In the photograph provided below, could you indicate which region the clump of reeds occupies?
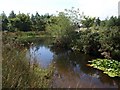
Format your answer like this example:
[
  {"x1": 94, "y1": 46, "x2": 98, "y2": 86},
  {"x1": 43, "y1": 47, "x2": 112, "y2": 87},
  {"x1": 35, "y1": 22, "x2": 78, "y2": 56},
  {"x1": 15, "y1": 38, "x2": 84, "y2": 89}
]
[{"x1": 2, "y1": 33, "x2": 54, "y2": 88}]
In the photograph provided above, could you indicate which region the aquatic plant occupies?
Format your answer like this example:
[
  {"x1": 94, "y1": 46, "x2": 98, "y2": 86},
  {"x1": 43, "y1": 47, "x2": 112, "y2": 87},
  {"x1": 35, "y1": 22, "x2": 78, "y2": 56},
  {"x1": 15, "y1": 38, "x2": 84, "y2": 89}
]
[{"x1": 88, "y1": 59, "x2": 120, "y2": 77}]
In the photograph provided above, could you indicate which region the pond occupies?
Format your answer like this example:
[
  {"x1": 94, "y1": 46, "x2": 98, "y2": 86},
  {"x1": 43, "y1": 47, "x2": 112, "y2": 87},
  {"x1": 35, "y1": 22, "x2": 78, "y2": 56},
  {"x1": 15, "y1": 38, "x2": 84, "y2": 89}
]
[
  {"x1": 26, "y1": 38, "x2": 120, "y2": 88},
  {"x1": 26, "y1": 45, "x2": 54, "y2": 68}
]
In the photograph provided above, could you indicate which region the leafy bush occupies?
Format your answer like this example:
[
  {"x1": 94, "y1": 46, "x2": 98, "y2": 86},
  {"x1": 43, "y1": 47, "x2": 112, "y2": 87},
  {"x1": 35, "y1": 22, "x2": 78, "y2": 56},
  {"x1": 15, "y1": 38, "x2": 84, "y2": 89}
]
[
  {"x1": 99, "y1": 26, "x2": 120, "y2": 60},
  {"x1": 71, "y1": 29, "x2": 101, "y2": 55}
]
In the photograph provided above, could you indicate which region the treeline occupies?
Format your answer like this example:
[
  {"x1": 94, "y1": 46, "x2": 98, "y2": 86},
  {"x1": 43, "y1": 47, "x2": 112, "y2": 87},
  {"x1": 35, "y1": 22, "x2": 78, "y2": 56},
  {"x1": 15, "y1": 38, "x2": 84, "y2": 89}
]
[
  {"x1": 1, "y1": 8, "x2": 120, "y2": 60},
  {"x1": 1, "y1": 11, "x2": 52, "y2": 32},
  {"x1": 1, "y1": 10, "x2": 120, "y2": 32}
]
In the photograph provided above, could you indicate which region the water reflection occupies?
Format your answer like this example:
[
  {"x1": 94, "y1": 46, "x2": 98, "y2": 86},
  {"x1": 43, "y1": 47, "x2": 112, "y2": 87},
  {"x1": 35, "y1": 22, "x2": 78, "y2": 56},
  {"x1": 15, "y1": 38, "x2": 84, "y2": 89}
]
[
  {"x1": 26, "y1": 45, "x2": 53, "y2": 68},
  {"x1": 26, "y1": 38, "x2": 120, "y2": 88},
  {"x1": 51, "y1": 49, "x2": 120, "y2": 88}
]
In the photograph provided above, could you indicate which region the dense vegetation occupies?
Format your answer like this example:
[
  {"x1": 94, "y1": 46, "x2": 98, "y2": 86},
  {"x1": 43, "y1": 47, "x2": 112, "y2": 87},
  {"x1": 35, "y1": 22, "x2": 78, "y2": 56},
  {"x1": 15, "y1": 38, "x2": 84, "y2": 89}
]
[
  {"x1": 2, "y1": 32, "x2": 54, "y2": 88},
  {"x1": 1, "y1": 7, "x2": 120, "y2": 88},
  {"x1": 1, "y1": 9, "x2": 120, "y2": 60},
  {"x1": 88, "y1": 59, "x2": 120, "y2": 77}
]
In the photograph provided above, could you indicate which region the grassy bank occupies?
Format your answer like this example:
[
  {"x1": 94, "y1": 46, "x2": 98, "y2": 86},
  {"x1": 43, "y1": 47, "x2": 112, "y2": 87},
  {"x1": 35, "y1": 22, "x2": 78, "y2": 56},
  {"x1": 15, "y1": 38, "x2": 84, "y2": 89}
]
[{"x1": 2, "y1": 31, "x2": 54, "y2": 88}]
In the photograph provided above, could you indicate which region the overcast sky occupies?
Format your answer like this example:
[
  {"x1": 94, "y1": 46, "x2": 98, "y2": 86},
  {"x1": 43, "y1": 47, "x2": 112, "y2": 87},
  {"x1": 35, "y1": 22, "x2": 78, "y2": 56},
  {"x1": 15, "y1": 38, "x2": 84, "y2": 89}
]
[{"x1": 0, "y1": 0, "x2": 119, "y2": 19}]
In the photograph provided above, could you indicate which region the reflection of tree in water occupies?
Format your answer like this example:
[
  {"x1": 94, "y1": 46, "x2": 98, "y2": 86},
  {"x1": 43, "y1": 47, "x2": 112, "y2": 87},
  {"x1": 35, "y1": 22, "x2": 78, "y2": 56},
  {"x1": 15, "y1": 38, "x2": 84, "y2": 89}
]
[
  {"x1": 53, "y1": 51, "x2": 72, "y2": 74},
  {"x1": 50, "y1": 46, "x2": 68, "y2": 55},
  {"x1": 51, "y1": 48, "x2": 96, "y2": 74},
  {"x1": 24, "y1": 37, "x2": 120, "y2": 88},
  {"x1": 22, "y1": 37, "x2": 54, "y2": 49},
  {"x1": 24, "y1": 37, "x2": 54, "y2": 55},
  {"x1": 51, "y1": 48, "x2": 120, "y2": 87}
]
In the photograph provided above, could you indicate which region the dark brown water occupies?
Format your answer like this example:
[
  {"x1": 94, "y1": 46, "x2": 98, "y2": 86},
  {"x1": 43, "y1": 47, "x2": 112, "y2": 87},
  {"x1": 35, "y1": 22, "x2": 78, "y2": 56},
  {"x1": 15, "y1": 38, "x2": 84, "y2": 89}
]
[
  {"x1": 26, "y1": 39, "x2": 120, "y2": 88},
  {"x1": 51, "y1": 51, "x2": 120, "y2": 88}
]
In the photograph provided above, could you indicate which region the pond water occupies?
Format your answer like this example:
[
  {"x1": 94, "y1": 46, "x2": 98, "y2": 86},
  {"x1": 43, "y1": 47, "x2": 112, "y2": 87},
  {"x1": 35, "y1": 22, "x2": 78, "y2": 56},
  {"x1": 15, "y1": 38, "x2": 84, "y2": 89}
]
[
  {"x1": 26, "y1": 38, "x2": 120, "y2": 88},
  {"x1": 26, "y1": 45, "x2": 54, "y2": 68}
]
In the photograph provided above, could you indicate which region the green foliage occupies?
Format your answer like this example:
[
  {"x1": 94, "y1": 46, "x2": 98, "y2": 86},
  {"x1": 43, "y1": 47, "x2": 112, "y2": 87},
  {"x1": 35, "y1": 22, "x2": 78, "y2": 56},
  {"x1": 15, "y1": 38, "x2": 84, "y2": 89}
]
[
  {"x1": 100, "y1": 16, "x2": 120, "y2": 28},
  {"x1": 31, "y1": 12, "x2": 51, "y2": 31},
  {"x1": 106, "y1": 16, "x2": 118, "y2": 27},
  {"x1": 88, "y1": 59, "x2": 120, "y2": 77},
  {"x1": 1, "y1": 10, "x2": 120, "y2": 60},
  {"x1": 71, "y1": 25, "x2": 120, "y2": 60},
  {"x1": 2, "y1": 34, "x2": 54, "y2": 88},
  {"x1": 95, "y1": 17, "x2": 101, "y2": 26},
  {"x1": 2, "y1": 11, "x2": 52, "y2": 32},
  {"x1": 7, "y1": 13, "x2": 32, "y2": 32},
  {"x1": 8, "y1": 11, "x2": 16, "y2": 19},
  {"x1": 15, "y1": 13, "x2": 31, "y2": 31},
  {"x1": 99, "y1": 27, "x2": 120, "y2": 59},
  {"x1": 64, "y1": 7, "x2": 82, "y2": 27},
  {"x1": 71, "y1": 29, "x2": 101, "y2": 55},
  {"x1": 81, "y1": 16, "x2": 95, "y2": 28},
  {"x1": 46, "y1": 12, "x2": 73, "y2": 37},
  {"x1": 1, "y1": 11, "x2": 8, "y2": 31},
  {"x1": 2, "y1": 9, "x2": 120, "y2": 88},
  {"x1": 46, "y1": 12, "x2": 76, "y2": 48}
]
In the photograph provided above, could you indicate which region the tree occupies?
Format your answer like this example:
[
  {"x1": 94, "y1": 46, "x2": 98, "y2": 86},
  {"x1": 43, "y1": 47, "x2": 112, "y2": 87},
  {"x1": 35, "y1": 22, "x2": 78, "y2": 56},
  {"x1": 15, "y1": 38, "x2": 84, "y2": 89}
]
[
  {"x1": 81, "y1": 16, "x2": 95, "y2": 29},
  {"x1": 116, "y1": 16, "x2": 120, "y2": 26},
  {"x1": 64, "y1": 7, "x2": 83, "y2": 28},
  {"x1": 8, "y1": 11, "x2": 17, "y2": 32},
  {"x1": 31, "y1": 14, "x2": 36, "y2": 31},
  {"x1": 1, "y1": 11, "x2": 8, "y2": 31},
  {"x1": 8, "y1": 11, "x2": 16, "y2": 19},
  {"x1": 46, "y1": 12, "x2": 73, "y2": 37},
  {"x1": 95, "y1": 17, "x2": 101, "y2": 26},
  {"x1": 15, "y1": 13, "x2": 31, "y2": 31},
  {"x1": 31, "y1": 12, "x2": 48, "y2": 31},
  {"x1": 46, "y1": 12, "x2": 76, "y2": 48},
  {"x1": 106, "y1": 16, "x2": 117, "y2": 27}
]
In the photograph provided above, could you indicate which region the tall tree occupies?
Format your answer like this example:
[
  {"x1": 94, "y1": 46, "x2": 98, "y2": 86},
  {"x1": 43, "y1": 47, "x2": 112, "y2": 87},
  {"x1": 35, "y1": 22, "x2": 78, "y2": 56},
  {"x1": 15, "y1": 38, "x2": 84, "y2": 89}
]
[
  {"x1": 8, "y1": 11, "x2": 16, "y2": 19},
  {"x1": 31, "y1": 14, "x2": 36, "y2": 31},
  {"x1": 106, "y1": 16, "x2": 117, "y2": 27},
  {"x1": 64, "y1": 7, "x2": 83, "y2": 28},
  {"x1": 95, "y1": 17, "x2": 101, "y2": 26},
  {"x1": 81, "y1": 16, "x2": 95, "y2": 29},
  {"x1": 46, "y1": 12, "x2": 73, "y2": 38},
  {"x1": 116, "y1": 16, "x2": 120, "y2": 26},
  {"x1": 32, "y1": 12, "x2": 48, "y2": 31},
  {"x1": 15, "y1": 13, "x2": 31, "y2": 31},
  {"x1": 7, "y1": 11, "x2": 17, "y2": 32},
  {"x1": 1, "y1": 11, "x2": 8, "y2": 31}
]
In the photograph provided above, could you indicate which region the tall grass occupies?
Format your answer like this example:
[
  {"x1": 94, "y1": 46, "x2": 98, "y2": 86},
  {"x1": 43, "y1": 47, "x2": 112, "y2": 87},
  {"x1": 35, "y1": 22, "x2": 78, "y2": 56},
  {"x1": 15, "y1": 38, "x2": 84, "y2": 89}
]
[
  {"x1": 2, "y1": 32, "x2": 54, "y2": 88},
  {"x1": 0, "y1": 31, "x2": 2, "y2": 90}
]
